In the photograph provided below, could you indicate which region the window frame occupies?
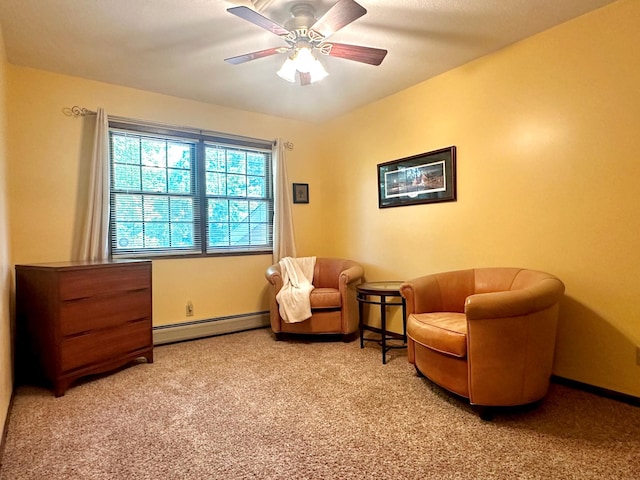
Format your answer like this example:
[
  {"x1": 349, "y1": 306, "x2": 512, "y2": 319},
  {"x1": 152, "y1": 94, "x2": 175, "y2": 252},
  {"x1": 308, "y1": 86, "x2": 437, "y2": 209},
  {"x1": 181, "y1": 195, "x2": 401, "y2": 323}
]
[{"x1": 108, "y1": 121, "x2": 274, "y2": 259}]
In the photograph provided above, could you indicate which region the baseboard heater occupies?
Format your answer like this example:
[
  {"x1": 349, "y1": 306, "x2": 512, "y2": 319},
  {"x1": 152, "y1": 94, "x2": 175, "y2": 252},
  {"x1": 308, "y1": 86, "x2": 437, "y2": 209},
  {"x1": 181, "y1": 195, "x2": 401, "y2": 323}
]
[{"x1": 153, "y1": 311, "x2": 270, "y2": 345}]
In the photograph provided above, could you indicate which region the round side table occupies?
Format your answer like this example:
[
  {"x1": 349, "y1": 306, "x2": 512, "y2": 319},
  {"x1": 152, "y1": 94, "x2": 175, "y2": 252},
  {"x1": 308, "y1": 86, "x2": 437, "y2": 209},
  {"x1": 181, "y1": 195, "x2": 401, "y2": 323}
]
[{"x1": 356, "y1": 281, "x2": 407, "y2": 364}]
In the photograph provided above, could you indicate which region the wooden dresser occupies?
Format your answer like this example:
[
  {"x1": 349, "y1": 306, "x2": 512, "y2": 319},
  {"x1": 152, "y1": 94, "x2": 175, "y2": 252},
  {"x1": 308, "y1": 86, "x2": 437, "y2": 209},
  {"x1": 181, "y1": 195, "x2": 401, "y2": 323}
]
[{"x1": 16, "y1": 260, "x2": 153, "y2": 396}]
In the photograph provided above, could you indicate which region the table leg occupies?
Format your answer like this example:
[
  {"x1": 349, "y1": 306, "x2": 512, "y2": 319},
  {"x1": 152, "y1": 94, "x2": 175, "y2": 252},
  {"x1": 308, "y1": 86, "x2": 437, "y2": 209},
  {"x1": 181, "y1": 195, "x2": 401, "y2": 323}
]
[
  {"x1": 381, "y1": 295, "x2": 387, "y2": 364},
  {"x1": 358, "y1": 293, "x2": 364, "y2": 349},
  {"x1": 401, "y1": 297, "x2": 407, "y2": 344}
]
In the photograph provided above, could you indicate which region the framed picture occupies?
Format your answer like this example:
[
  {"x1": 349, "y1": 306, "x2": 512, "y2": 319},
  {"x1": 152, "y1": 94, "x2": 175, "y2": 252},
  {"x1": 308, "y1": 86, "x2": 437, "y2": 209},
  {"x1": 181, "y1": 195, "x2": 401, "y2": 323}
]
[
  {"x1": 292, "y1": 183, "x2": 309, "y2": 204},
  {"x1": 377, "y1": 146, "x2": 456, "y2": 208}
]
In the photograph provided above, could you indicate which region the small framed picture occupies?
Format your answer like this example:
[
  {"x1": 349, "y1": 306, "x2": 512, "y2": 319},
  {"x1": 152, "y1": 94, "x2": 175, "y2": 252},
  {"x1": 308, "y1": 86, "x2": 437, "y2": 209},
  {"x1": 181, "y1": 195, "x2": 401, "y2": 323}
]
[{"x1": 293, "y1": 183, "x2": 309, "y2": 204}]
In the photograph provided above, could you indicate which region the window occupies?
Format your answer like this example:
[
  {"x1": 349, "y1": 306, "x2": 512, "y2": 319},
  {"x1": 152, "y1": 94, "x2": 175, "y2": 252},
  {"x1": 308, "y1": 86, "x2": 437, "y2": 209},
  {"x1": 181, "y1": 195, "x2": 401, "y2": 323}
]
[{"x1": 109, "y1": 123, "x2": 273, "y2": 257}]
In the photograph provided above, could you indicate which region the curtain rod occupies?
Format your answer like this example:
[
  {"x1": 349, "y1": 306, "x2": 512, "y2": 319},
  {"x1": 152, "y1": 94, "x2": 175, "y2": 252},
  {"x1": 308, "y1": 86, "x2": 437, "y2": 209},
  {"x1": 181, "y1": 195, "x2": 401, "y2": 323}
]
[
  {"x1": 62, "y1": 105, "x2": 294, "y2": 150},
  {"x1": 63, "y1": 106, "x2": 95, "y2": 117}
]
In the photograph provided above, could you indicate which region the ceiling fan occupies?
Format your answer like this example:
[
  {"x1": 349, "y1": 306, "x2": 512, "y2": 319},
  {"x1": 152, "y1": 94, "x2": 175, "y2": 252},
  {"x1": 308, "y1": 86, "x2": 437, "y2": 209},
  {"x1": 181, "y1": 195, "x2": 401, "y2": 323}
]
[{"x1": 224, "y1": 0, "x2": 388, "y2": 86}]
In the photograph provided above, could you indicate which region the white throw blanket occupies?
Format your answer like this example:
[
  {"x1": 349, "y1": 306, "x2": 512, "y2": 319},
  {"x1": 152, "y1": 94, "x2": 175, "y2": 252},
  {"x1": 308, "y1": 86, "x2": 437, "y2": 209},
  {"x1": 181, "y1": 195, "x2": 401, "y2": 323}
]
[{"x1": 276, "y1": 256, "x2": 316, "y2": 323}]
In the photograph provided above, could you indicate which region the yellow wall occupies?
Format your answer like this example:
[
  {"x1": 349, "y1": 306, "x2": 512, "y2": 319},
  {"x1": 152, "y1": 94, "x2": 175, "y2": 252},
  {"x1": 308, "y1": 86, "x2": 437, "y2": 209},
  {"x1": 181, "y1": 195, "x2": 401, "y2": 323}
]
[
  {"x1": 0, "y1": 24, "x2": 12, "y2": 437},
  {"x1": 322, "y1": 0, "x2": 640, "y2": 396},
  {"x1": 5, "y1": 67, "x2": 327, "y2": 326},
  {"x1": 2, "y1": 1, "x2": 639, "y2": 417}
]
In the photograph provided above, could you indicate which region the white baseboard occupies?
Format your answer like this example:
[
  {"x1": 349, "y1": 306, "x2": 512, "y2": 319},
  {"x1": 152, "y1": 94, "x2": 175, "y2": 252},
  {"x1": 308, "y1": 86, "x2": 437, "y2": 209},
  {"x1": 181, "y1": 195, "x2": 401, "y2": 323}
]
[{"x1": 153, "y1": 311, "x2": 270, "y2": 345}]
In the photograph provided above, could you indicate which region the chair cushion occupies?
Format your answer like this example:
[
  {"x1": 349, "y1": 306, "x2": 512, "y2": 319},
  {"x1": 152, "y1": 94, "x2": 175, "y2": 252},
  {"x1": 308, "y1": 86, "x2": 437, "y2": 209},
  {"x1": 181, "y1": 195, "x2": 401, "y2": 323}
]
[
  {"x1": 407, "y1": 312, "x2": 467, "y2": 358},
  {"x1": 310, "y1": 288, "x2": 341, "y2": 309}
]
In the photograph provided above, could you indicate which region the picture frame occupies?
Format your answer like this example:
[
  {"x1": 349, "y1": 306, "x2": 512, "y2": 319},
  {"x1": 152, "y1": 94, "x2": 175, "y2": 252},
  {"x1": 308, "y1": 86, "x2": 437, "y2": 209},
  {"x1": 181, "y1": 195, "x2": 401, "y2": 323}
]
[
  {"x1": 377, "y1": 146, "x2": 456, "y2": 208},
  {"x1": 292, "y1": 183, "x2": 309, "y2": 204}
]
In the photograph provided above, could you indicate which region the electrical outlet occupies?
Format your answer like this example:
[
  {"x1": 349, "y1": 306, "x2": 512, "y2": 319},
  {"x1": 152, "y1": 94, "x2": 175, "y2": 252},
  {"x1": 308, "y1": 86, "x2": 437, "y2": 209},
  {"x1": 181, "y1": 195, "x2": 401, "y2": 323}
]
[{"x1": 186, "y1": 301, "x2": 194, "y2": 317}]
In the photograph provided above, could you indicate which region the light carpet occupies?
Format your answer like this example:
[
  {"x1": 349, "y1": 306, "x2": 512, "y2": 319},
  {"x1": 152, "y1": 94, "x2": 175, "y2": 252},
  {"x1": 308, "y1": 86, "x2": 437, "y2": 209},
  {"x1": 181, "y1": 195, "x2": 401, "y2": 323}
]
[{"x1": 1, "y1": 327, "x2": 638, "y2": 479}]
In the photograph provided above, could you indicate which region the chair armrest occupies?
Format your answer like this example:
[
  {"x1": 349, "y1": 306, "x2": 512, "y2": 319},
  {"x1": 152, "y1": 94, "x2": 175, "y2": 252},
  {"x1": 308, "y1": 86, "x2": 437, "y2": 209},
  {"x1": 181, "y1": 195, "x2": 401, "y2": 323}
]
[
  {"x1": 337, "y1": 262, "x2": 364, "y2": 335},
  {"x1": 465, "y1": 277, "x2": 564, "y2": 406},
  {"x1": 400, "y1": 275, "x2": 444, "y2": 316},
  {"x1": 465, "y1": 278, "x2": 565, "y2": 320},
  {"x1": 265, "y1": 264, "x2": 284, "y2": 291},
  {"x1": 339, "y1": 264, "x2": 364, "y2": 286}
]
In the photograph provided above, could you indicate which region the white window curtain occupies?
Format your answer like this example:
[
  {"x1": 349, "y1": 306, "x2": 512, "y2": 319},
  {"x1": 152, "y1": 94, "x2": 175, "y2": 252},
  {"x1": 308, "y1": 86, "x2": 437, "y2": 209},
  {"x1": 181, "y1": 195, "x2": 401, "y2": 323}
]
[
  {"x1": 272, "y1": 139, "x2": 296, "y2": 263},
  {"x1": 77, "y1": 107, "x2": 110, "y2": 261}
]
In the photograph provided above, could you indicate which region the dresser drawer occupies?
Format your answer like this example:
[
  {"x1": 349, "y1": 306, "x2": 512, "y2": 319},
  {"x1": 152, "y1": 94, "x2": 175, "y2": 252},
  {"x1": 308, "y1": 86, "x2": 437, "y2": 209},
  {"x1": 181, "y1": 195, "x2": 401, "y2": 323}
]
[
  {"x1": 60, "y1": 319, "x2": 151, "y2": 372},
  {"x1": 17, "y1": 260, "x2": 153, "y2": 396},
  {"x1": 58, "y1": 264, "x2": 150, "y2": 301},
  {"x1": 60, "y1": 289, "x2": 151, "y2": 336}
]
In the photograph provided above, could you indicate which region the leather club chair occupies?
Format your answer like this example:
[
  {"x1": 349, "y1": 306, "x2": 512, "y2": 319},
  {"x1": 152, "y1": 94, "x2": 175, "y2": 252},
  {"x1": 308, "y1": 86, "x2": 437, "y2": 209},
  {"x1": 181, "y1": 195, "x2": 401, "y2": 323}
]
[
  {"x1": 399, "y1": 268, "x2": 565, "y2": 419},
  {"x1": 265, "y1": 257, "x2": 364, "y2": 340}
]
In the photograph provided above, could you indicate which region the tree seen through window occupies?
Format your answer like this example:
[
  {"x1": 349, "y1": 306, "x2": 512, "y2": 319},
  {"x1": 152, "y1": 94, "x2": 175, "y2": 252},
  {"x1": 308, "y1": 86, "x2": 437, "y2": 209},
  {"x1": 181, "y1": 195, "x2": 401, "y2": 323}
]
[{"x1": 109, "y1": 127, "x2": 272, "y2": 256}]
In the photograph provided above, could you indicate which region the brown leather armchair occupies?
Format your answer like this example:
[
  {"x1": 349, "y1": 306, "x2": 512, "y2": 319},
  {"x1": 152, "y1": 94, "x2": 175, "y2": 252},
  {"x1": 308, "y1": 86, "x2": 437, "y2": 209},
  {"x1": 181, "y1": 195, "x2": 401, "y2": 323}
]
[
  {"x1": 265, "y1": 258, "x2": 364, "y2": 340},
  {"x1": 400, "y1": 268, "x2": 565, "y2": 418}
]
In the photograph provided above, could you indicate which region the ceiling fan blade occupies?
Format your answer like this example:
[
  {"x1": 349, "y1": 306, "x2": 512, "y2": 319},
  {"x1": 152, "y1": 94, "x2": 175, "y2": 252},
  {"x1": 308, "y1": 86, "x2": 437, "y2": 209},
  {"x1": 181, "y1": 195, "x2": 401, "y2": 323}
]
[
  {"x1": 310, "y1": 0, "x2": 366, "y2": 39},
  {"x1": 225, "y1": 1, "x2": 276, "y2": 12},
  {"x1": 321, "y1": 43, "x2": 387, "y2": 66},
  {"x1": 227, "y1": 6, "x2": 289, "y2": 36},
  {"x1": 224, "y1": 47, "x2": 287, "y2": 65},
  {"x1": 299, "y1": 72, "x2": 312, "y2": 86}
]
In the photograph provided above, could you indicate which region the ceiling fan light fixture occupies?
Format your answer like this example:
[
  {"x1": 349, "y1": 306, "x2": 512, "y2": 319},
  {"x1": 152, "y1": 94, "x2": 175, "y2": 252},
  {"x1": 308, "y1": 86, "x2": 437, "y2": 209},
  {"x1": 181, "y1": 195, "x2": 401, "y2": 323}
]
[
  {"x1": 226, "y1": 1, "x2": 386, "y2": 86},
  {"x1": 276, "y1": 57, "x2": 297, "y2": 83},
  {"x1": 308, "y1": 59, "x2": 329, "y2": 84},
  {"x1": 292, "y1": 46, "x2": 316, "y2": 73},
  {"x1": 277, "y1": 48, "x2": 329, "y2": 85}
]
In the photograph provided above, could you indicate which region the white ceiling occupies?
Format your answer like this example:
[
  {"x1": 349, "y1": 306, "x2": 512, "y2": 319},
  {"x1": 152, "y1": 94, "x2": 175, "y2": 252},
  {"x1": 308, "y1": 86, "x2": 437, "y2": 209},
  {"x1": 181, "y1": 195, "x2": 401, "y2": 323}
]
[{"x1": 0, "y1": 0, "x2": 617, "y2": 123}]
